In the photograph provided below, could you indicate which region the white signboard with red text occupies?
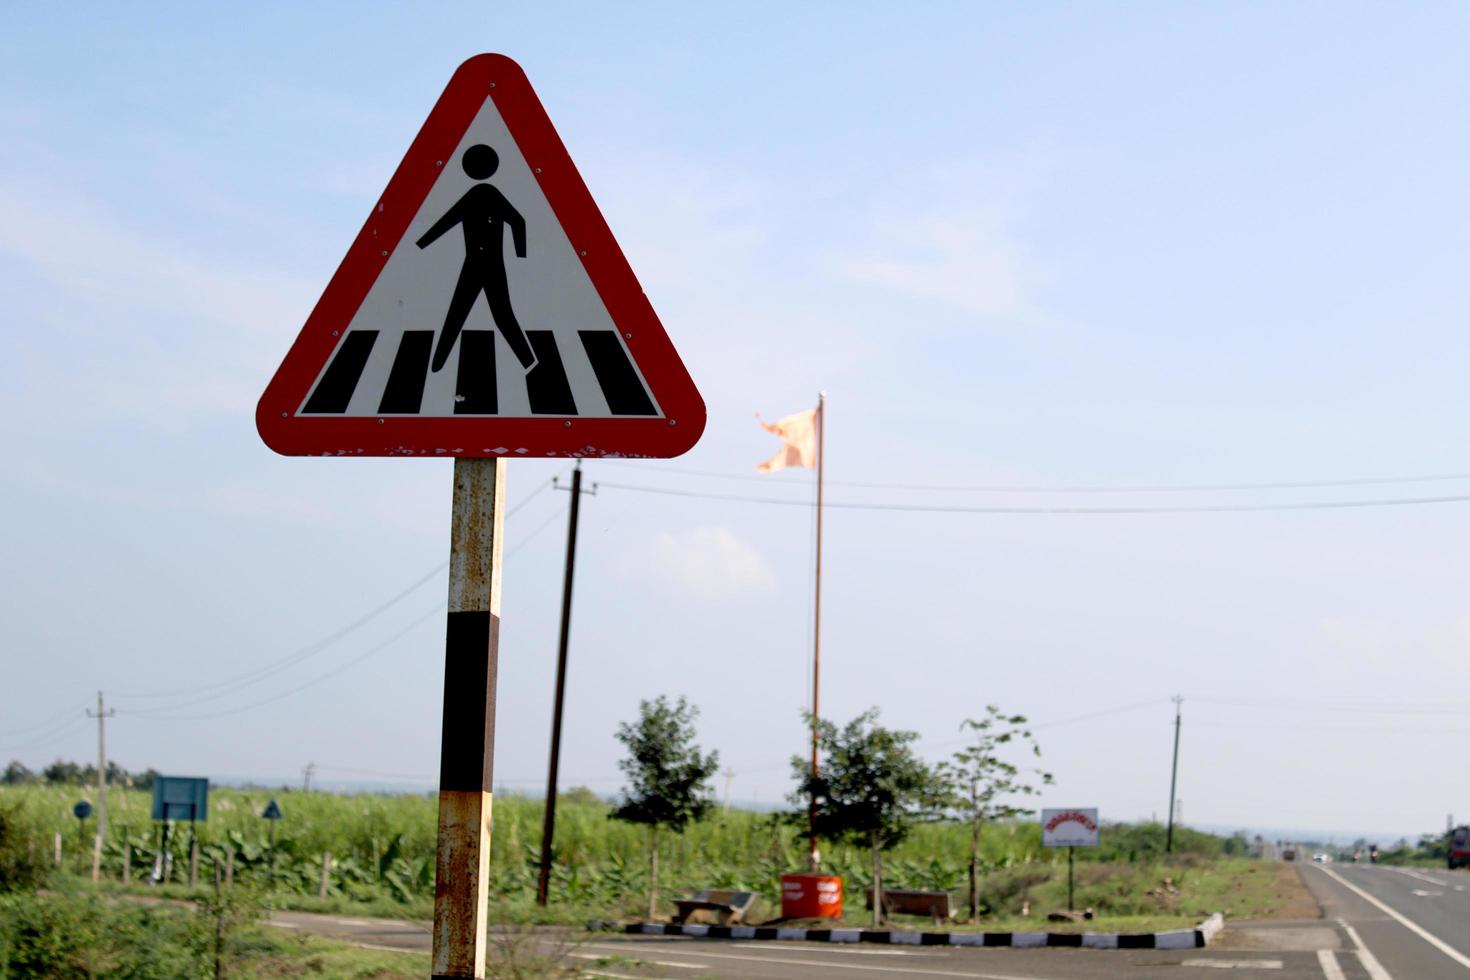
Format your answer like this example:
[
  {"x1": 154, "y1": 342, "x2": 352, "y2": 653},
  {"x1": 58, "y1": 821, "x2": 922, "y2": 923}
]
[{"x1": 1041, "y1": 808, "x2": 1100, "y2": 848}]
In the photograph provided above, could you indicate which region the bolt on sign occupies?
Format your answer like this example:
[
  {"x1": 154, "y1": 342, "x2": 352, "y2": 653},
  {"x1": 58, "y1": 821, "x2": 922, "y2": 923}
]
[
  {"x1": 256, "y1": 54, "x2": 704, "y2": 459},
  {"x1": 255, "y1": 54, "x2": 705, "y2": 980}
]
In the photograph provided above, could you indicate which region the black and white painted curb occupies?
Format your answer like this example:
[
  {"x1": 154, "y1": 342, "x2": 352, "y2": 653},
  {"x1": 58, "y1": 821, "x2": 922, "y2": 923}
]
[{"x1": 618, "y1": 912, "x2": 1225, "y2": 950}]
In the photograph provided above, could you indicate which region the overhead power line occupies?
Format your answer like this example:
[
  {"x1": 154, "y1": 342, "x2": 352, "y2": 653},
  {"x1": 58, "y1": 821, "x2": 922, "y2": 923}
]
[
  {"x1": 1188, "y1": 695, "x2": 1470, "y2": 716},
  {"x1": 596, "y1": 481, "x2": 1470, "y2": 515},
  {"x1": 0, "y1": 717, "x2": 91, "y2": 754},
  {"x1": 112, "y1": 477, "x2": 560, "y2": 709},
  {"x1": 125, "y1": 604, "x2": 443, "y2": 722},
  {"x1": 0, "y1": 699, "x2": 90, "y2": 738},
  {"x1": 114, "y1": 562, "x2": 447, "y2": 709},
  {"x1": 599, "y1": 461, "x2": 1470, "y2": 495}
]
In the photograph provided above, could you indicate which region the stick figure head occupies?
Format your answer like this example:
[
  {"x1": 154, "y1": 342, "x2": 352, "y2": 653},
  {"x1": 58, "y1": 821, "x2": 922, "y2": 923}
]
[{"x1": 462, "y1": 144, "x2": 500, "y2": 180}]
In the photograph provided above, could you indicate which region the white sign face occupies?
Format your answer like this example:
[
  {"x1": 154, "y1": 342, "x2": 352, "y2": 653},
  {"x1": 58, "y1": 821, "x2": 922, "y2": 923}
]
[
  {"x1": 305, "y1": 97, "x2": 653, "y2": 421},
  {"x1": 1041, "y1": 807, "x2": 1100, "y2": 847}
]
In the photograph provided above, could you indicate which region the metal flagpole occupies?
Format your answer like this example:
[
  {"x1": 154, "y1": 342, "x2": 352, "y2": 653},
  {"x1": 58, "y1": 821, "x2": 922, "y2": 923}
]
[
  {"x1": 809, "y1": 393, "x2": 825, "y2": 872},
  {"x1": 432, "y1": 458, "x2": 506, "y2": 978}
]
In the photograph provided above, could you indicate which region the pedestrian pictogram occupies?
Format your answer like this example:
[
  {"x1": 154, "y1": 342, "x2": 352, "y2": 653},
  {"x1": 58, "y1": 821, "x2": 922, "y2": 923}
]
[{"x1": 256, "y1": 53, "x2": 704, "y2": 458}]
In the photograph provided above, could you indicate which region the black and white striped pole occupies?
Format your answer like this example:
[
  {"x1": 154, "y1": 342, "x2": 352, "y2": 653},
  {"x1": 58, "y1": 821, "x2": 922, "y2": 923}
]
[{"x1": 431, "y1": 458, "x2": 505, "y2": 979}]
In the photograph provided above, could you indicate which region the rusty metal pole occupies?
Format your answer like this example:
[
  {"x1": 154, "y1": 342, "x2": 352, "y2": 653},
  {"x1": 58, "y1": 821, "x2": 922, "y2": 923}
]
[
  {"x1": 808, "y1": 393, "x2": 825, "y2": 872},
  {"x1": 432, "y1": 458, "x2": 506, "y2": 978},
  {"x1": 537, "y1": 463, "x2": 583, "y2": 905}
]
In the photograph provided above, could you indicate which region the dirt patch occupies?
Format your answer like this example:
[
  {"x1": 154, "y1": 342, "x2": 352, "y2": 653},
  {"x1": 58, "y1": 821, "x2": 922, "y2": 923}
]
[{"x1": 1274, "y1": 864, "x2": 1323, "y2": 919}]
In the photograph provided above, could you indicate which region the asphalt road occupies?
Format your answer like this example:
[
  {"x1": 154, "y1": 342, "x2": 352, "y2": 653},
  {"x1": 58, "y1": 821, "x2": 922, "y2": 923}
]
[
  {"x1": 269, "y1": 864, "x2": 1470, "y2": 978},
  {"x1": 1299, "y1": 861, "x2": 1470, "y2": 980}
]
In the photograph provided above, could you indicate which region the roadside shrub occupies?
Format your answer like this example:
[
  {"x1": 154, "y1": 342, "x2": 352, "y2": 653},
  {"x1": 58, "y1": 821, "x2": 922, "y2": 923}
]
[
  {"x1": 0, "y1": 801, "x2": 48, "y2": 893},
  {"x1": 0, "y1": 886, "x2": 273, "y2": 978}
]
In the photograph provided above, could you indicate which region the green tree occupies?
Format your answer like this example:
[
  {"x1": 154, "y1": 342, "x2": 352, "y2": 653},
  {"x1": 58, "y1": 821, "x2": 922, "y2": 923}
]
[
  {"x1": 934, "y1": 706, "x2": 1052, "y2": 920},
  {"x1": 1, "y1": 762, "x2": 37, "y2": 786},
  {"x1": 610, "y1": 696, "x2": 720, "y2": 918},
  {"x1": 789, "y1": 708, "x2": 939, "y2": 927},
  {"x1": 41, "y1": 760, "x2": 82, "y2": 786}
]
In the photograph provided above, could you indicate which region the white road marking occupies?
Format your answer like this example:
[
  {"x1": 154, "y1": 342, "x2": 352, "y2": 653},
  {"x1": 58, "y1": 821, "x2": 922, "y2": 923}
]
[
  {"x1": 1315, "y1": 865, "x2": 1470, "y2": 971},
  {"x1": 570, "y1": 952, "x2": 702, "y2": 969},
  {"x1": 729, "y1": 942, "x2": 916, "y2": 955},
  {"x1": 1180, "y1": 959, "x2": 1282, "y2": 969},
  {"x1": 1338, "y1": 919, "x2": 1393, "y2": 980},
  {"x1": 577, "y1": 943, "x2": 1056, "y2": 980},
  {"x1": 1316, "y1": 949, "x2": 1346, "y2": 980},
  {"x1": 1409, "y1": 889, "x2": 1443, "y2": 897},
  {"x1": 350, "y1": 942, "x2": 417, "y2": 954},
  {"x1": 1386, "y1": 867, "x2": 1449, "y2": 886}
]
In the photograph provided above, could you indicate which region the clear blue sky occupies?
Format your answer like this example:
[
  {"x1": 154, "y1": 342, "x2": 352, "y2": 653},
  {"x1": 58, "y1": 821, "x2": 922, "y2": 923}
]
[{"x1": 4, "y1": 2, "x2": 1469, "y2": 838}]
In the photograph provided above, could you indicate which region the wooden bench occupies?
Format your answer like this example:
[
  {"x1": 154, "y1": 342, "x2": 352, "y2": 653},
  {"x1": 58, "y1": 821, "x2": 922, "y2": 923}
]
[
  {"x1": 671, "y1": 889, "x2": 756, "y2": 925},
  {"x1": 865, "y1": 888, "x2": 953, "y2": 921}
]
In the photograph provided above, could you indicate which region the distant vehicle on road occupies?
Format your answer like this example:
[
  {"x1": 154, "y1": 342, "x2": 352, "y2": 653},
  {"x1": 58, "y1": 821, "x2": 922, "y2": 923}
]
[
  {"x1": 1449, "y1": 826, "x2": 1470, "y2": 871},
  {"x1": 1312, "y1": 852, "x2": 1330, "y2": 863},
  {"x1": 1281, "y1": 848, "x2": 1297, "y2": 861}
]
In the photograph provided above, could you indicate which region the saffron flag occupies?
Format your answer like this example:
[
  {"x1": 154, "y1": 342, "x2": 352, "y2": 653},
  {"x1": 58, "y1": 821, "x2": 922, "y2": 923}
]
[{"x1": 757, "y1": 407, "x2": 818, "y2": 472}]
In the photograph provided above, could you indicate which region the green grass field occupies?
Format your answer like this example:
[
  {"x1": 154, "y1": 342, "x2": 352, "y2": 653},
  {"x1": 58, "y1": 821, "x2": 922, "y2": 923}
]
[{"x1": 1, "y1": 783, "x2": 1268, "y2": 931}]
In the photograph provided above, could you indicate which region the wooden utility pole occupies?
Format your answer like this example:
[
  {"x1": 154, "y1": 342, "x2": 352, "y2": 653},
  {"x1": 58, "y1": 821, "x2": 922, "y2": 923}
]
[
  {"x1": 537, "y1": 463, "x2": 589, "y2": 906},
  {"x1": 1165, "y1": 695, "x2": 1182, "y2": 853},
  {"x1": 87, "y1": 691, "x2": 114, "y2": 882},
  {"x1": 431, "y1": 458, "x2": 505, "y2": 978}
]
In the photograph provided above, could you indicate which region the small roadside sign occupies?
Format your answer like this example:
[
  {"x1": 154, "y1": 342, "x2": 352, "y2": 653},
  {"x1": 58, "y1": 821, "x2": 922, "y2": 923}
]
[
  {"x1": 151, "y1": 776, "x2": 209, "y2": 822},
  {"x1": 262, "y1": 799, "x2": 283, "y2": 820},
  {"x1": 256, "y1": 53, "x2": 704, "y2": 459},
  {"x1": 1042, "y1": 807, "x2": 1100, "y2": 848},
  {"x1": 73, "y1": 800, "x2": 93, "y2": 821}
]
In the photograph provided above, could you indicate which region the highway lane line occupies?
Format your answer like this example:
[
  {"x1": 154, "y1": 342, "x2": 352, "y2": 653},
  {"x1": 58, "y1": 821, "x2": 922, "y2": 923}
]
[
  {"x1": 576, "y1": 942, "x2": 1058, "y2": 980},
  {"x1": 349, "y1": 942, "x2": 419, "y2": 954},
  {"x1": 1385, "y1": 867, "x2": 1448, "y2": 887},
  {"x1": 571, "y1": 952, "x2": 707, "y2": 969},
  {"x1": 1314, "y1": 865, "x2": 1470, "y2": 971},
  {"x1": 1316, "y1": 950, "x2": 1345, "y2": 980},
  {"x1": 729, "y1": 943, "x2": 919, "y2": 955},
  {"x1": 1180, "y1": 959, "x2": 1282, "y2": 969},
  {"x1": 1338, "y1": 919, "x2": 1393, "y2": 980}
]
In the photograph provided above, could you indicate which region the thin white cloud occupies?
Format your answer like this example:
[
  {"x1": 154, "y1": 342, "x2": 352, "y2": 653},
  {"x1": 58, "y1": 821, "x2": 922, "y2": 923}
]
[
  {"x1": 0, "y1": 175, "x2": 314, "y2": 341},
  {"x1": 837, "y1": 207, "x2": 1029, "y2": 318},
  {"x1": 827, "y1": 157, "x2": 1054, "y2": 325},
  {"x1": 631, "y1": 525, "x2": 777, "y2": 602}
]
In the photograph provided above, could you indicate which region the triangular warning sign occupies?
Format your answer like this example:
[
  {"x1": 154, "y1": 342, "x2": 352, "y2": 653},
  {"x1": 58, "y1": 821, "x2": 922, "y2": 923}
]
[
  {"x1": 257, "y1": 54, "x2": 704, "y2": 459},
  {"x1": 261, "y1": 799, "x2": 283, "y2": 820}
]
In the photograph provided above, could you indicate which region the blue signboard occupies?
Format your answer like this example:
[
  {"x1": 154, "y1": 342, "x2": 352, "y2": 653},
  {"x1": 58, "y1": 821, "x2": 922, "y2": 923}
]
[{"x1": 151, "y1": 776, "x2": 209, "y2": 822}]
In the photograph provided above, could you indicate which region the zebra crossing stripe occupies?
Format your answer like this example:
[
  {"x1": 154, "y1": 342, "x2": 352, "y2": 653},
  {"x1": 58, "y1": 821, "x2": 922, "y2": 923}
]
[
  {"x1": 301, "y1": 331, "x2": 377, "y2": 414},
  {"x1": 580, "y1": 331, "x2": 656, "y2": 416},
  {"x1": 379, "y1": 331, "x2": 434, "y2": 414},
  {"x1": 454, "y1": 331, "x2": 497, "y2": 415},
  {"x1": 300, "y1": 328, "x2": 657, "y2": 418},
  {"x1": 525, "y1": 332, "x2": 577, "y2": 415}
]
